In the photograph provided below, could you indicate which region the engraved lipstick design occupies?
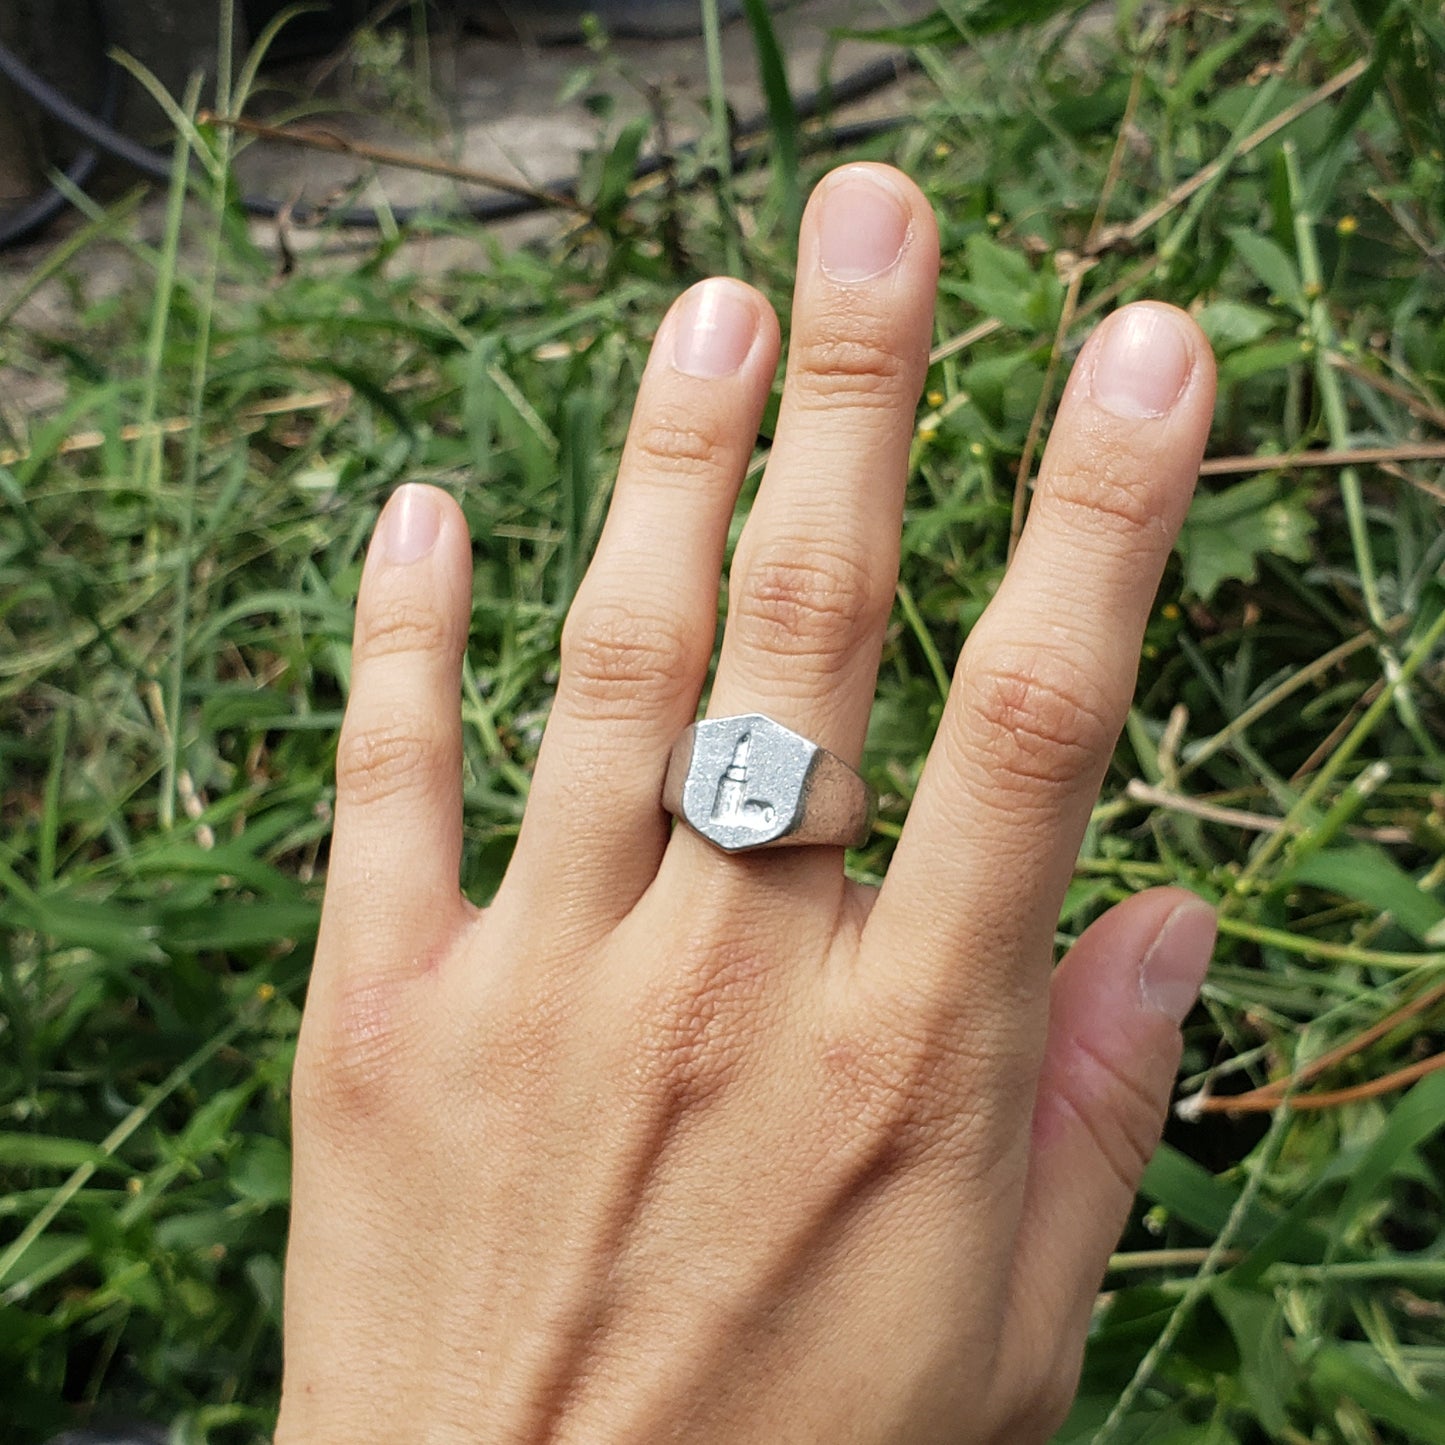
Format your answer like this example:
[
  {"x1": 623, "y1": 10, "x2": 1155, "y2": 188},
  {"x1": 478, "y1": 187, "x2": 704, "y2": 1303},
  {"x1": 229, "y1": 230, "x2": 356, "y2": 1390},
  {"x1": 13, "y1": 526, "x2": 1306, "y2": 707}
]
[{"x1": 710, "y1": 731, "x2": 776, "y2": 829}]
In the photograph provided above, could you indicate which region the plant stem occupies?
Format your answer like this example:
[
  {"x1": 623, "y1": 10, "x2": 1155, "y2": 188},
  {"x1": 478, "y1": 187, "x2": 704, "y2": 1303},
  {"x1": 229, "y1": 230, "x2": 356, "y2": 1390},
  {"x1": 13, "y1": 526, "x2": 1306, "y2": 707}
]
[
  {"x1": 699, "y1": 0, "x2": 742, "y2": 276},
  {"x1": 1233, "y1": 604, "x2": 1445, "y2": 890}
]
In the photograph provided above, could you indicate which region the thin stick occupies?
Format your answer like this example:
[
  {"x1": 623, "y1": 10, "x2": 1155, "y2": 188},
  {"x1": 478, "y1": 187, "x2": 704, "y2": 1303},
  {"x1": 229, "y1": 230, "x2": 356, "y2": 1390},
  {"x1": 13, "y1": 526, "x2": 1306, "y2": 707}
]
[
  {"x1": 1123, "y1": 779, "x2": 1411, "y2": 843},
  {"x1": 1093, "y1": 58, "x2": 1369, "y2": 253},
  {"x1": 1086, "y1": 62, "x2": 1146, "y2": 256},
  {"x1": 1181, "y1": 627, "x2": 1378, "y2": 777},
  {"x1": 1184, "y1": 978, "x2": 1445, "y2": 1121},
  {"x1": 1011, "y1": 50, "x2": 1148, "y2": 565},
  {"x1": 1234, "y1": 606, "x2": 1445, "y2": 888},
  {"x1": 1328, "y1": 351, "x2": 1445, "y2": 433},
  {"x1": 1214, "y1": 915, "x2": 1442, "y2": 971},
  {"x1": 1259, "y1": 979, "x2": 1445, "y2": 1096},
  {"x1": 0, "y1": 388, "x2": 349, "y2": 468},
  {"x1": 1108, "y1": 1248, "x2": 1242, "y2": 1273},
  {"x1": 928, "y1": 317, "x2": 1002, "y2": 368},
  {"x1": 1198, "y1": 441, "x2": 1445, "y2": 476},
  {"x1": 200, "y1": 111, "x2": 589, "y2": 214},
  {"x1": 1093, "y1": 1104, "x2": 1294, "y2": 1442},
  {"x1": 1288, "y1": 680, "x2": 1384, "y2": 785},
  {"x1": 1191, "y1": 1052, "x2": 1445, "y2": 1114},
  {"x1": 1008, "y1": 262, "x2": 1088, "y2": 560}
]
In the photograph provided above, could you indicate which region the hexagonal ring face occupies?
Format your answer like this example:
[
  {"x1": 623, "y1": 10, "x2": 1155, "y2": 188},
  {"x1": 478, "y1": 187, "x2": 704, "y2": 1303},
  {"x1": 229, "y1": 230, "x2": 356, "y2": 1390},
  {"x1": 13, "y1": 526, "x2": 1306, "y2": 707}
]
[{"x1": 663, "y1": 713, "x2": 875, "y2": 853}]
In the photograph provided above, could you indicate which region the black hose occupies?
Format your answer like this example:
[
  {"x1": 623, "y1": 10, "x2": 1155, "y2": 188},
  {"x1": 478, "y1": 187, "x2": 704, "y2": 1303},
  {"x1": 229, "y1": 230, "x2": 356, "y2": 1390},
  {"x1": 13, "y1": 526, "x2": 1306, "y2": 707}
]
[
  {"x1": 0, "y1": 0, "x2": 122, "y2": 248},
  {"x1": 0, "y1": 8, "x2": 918, "y2": 245}
]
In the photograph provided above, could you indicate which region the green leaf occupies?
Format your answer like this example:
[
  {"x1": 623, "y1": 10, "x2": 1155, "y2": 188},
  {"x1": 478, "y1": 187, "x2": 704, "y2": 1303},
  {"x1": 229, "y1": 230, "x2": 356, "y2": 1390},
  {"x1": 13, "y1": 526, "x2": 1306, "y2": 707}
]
[
  {"x1": 0, "y1": 1134, "x2": 129, "y2": 1175},
  {"x1": 1172, "y1": 18, "x2": 1271, "y2": 108},
  {"x1": 1217, "y1": 338, "x2": 1309, "y2": 383},
  {"x1": 1138, "y1": 1143, "x2": 1279, "y2": 1244},
  {"x1": 1285, "y1": 844, "x2": 1445, "y2": 943},
  {"x1": 1194, "y1": 299, "x2": 1278, "y2": 350},
  {"x1": 1213, "y1": 1285, "x2": 1296, "y2": 1434},
  {"x1": 1329, "y1": 1071, "x2": 1445, "y2": 1259},
  {"x1": 0, "y1": 892, "x2": 163, "y2": 963},
  {"x1": 1176, "y1": 478, "x2": 1316, "y2": 600},
  {"x1": 741, "y1": 0, "x2": 800, "y2": 234},
  {"x1": 956, "y1": 233, "x2": 1060, "y2": 331},
  {"x1": 1310, "y1": 1342, "x2": 1445, "y2": 1444},
  {"x1": 1226, "y1": 228, "x2": 1306, "y2": 313},
  {"x1": 246, "y1": 1251, "x2": 285, "y2": 1326},
  {"x1": 179, "y1": 1084, "x2": 256, "y2": 1160},
  {"x1": 228, "y1": 1136, "x2": 292, "y2": 1207},
  {"x1": 0, "y1": 1302, "x2": 57, "y2": 1357},
  {"x1": 589, "y1": 114, "x2": 650, "y2": 228},
  {"x1": 1141, "y1": 1425, "x2": 1243, "y2": 1445},
  {"x1": 157, "y1": 899, "x2": 320, "y2": 951}
]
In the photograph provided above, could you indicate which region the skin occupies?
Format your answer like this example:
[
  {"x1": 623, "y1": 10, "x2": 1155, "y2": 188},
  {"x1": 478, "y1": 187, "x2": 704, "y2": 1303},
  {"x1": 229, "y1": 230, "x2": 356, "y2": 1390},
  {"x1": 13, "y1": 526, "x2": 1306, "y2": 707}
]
[{"x1": 277, "y1": 163, "x2": 1219, "y2": 1444}]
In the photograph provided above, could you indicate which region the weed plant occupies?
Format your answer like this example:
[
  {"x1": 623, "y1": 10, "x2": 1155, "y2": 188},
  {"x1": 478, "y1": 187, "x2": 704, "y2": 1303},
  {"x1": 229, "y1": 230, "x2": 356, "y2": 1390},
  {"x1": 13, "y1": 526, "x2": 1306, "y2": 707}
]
[{"x1": 0, "y1": 0, "x2": 1442, "y2": 1440}]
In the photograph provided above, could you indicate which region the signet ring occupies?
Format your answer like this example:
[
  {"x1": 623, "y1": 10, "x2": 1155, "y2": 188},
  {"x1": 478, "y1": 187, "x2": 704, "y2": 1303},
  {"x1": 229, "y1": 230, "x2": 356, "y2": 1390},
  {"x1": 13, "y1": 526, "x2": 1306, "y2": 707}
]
[{"x1": 662, "y1": 713, "x2": 877, "y2": 854}]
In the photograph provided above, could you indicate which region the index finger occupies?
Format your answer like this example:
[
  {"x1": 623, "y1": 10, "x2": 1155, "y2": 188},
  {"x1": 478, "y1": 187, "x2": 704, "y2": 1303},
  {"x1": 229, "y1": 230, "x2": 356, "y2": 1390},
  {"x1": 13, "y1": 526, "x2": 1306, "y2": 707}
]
[{"x1": 865, "y1": 303, "x2": 1216, "y2": 1008}]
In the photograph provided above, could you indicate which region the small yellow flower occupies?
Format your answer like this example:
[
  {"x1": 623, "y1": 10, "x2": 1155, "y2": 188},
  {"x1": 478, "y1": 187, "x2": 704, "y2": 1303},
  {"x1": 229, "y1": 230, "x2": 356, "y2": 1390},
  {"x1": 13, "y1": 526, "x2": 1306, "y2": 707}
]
[
  {"x1": 1162, "y1": 602, "x2": 1181, "y2": 620},
  {"x1": 918, "y1": 426, "x2": 938, "y2": 444},
  {"x1": 1336, "y1": 215, "x2": 1358, "y2": 236},
  {"x1": 257, "y1": 982, "x2": 276, "y2": 1002},
  {"x1": 926, "y1": 389, "x2": 944, "y2": 408}
]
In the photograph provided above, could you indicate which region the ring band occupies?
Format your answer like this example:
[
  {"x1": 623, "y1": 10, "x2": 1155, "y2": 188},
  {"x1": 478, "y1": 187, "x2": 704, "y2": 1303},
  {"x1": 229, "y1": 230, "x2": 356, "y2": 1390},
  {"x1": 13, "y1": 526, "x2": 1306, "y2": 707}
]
[{"x1": 662, "y1": 713, "x2": 876, "y2": 853}]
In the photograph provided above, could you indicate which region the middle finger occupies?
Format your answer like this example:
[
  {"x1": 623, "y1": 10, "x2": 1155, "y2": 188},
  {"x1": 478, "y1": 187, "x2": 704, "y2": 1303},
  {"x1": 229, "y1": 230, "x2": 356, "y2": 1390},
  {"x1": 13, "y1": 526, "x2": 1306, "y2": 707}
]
[{"x1": 677, "y1": 166, "x2": 938, "y2": 881}]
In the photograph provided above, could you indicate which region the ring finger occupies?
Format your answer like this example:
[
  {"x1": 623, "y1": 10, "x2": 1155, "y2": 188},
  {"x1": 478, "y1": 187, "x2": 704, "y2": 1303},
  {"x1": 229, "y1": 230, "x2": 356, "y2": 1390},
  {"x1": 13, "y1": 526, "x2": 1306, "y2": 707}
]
[{"x1": 499, "y1": 279, "x2": 780, "y2": 934}]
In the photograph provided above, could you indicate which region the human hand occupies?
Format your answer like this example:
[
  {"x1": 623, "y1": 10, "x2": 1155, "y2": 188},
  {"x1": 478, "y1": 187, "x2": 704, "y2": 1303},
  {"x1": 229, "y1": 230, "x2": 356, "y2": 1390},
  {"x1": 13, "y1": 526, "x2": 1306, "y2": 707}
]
[{"x1": 277, "y1": 163, "x2": 1217, "y2": 1443}]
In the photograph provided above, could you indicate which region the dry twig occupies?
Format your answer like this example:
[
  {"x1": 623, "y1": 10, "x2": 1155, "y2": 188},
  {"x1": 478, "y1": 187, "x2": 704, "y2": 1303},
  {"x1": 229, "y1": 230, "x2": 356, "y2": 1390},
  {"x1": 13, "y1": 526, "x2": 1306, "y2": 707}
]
[
  {"x1": 1186, "y1": 980, "x2": 1445, "y2": 1115},
  {"x1": 199, "y1": 110, "x2": 589, "y2": 215}
]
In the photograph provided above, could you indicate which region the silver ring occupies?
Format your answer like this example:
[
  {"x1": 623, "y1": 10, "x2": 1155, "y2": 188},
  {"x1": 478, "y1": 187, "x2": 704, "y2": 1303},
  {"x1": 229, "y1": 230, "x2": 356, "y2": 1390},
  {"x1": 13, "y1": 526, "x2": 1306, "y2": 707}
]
[{"x1": 662, "y1": 713, "x2": 876, "y2": 853}]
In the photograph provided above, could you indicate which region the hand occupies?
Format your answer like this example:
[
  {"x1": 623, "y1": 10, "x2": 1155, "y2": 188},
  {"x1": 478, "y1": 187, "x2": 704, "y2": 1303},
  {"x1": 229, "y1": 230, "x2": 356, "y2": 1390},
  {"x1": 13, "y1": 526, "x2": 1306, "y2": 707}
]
[{"x1": 277, "y1": 163, "x2": 1217, "y2": 1444}]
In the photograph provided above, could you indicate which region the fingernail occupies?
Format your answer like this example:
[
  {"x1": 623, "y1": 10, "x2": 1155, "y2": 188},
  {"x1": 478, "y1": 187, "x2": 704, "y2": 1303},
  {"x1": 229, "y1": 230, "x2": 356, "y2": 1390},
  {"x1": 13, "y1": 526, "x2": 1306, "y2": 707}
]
[
  {"x1": 817, "y1": 167, "x2": 911, "y2": 284},
  {"x1": 672, "y1": 279, "x2": 759, "y2": 379},
  {"x1": 1090, "y1": 304, "x2": 1193, "y2": 419},
  {"x1": 379, "y1": 484, "x2": 442, "y2": 565},
  {"x1": 1139, "y1": 898, "x2": 1216, "y2": 1024}
]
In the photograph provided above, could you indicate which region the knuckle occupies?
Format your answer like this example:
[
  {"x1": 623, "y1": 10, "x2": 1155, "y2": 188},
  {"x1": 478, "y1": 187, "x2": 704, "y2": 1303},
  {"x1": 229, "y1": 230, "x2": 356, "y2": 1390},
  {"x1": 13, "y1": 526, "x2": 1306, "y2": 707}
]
[
  {"x1": 356, "y1": 593, "x2": 452, "y2": 662},
  {"x1": 560, "y1": 599, "x2": 699, "y2": 719},
  {"x1": 730, "y1": 544, "x2": 887, "y2": 671},
  {"x1": 789, "y1": 323, "x2": 918, "y2": 409},
  {"x1": 624, "y1": 935, "x2": 768, "y2": 1111},
  {"x1": 335, "y1": 712, "x2": 442, "y2": 807},
  {"x1": 292, "y1": 978, "x2": 414, "y2": 1133},
  {"x1": 627, "y1": 407, "x2": 735, "y2": 483},
  {"x1": 1042, "y1": 445, "x2": 1173, "y2": 547},
  {"x1": 961, "y1": 640, "x2": 1120, "y2": 797},
  {"x1": 1001, "y1": 1348, "x2": 1081, "y2": 1443},
  {"x1": 820, "y1": 989, "x2": 1013, "y2": 1170}
]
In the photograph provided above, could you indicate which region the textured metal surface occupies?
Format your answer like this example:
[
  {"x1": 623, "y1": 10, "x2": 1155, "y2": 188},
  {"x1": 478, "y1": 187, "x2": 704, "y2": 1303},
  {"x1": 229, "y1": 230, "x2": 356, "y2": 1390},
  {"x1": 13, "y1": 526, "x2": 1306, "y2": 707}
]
[{"x1": 663, "y1": 713, "x2": 874, "y2": 853}]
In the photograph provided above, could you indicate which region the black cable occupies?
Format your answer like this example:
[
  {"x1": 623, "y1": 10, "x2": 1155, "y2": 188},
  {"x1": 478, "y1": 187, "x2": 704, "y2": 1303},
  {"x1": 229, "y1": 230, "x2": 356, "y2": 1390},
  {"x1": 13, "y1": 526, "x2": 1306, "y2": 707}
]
[
  {"x1": 0, "y1": 9, "x2": 918, "y2": 245},
  {"x1": 0, "y1": 0, "x2": 122, "y2": 248}
]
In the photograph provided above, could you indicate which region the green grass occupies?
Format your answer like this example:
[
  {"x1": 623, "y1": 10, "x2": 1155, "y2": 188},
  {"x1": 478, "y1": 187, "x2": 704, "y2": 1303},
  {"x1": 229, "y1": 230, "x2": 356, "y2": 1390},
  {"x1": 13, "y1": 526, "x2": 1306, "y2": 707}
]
[{"x1": 1, "y1": 0, "x2": 1443, "y2": 1440}]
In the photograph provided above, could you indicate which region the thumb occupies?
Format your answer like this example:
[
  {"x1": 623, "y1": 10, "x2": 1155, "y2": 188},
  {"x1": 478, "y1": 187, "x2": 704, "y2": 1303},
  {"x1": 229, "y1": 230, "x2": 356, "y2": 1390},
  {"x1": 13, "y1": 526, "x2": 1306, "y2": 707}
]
[{"x1": 1006, "y1": 889, "x2": 1216, "y2": 1364}]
